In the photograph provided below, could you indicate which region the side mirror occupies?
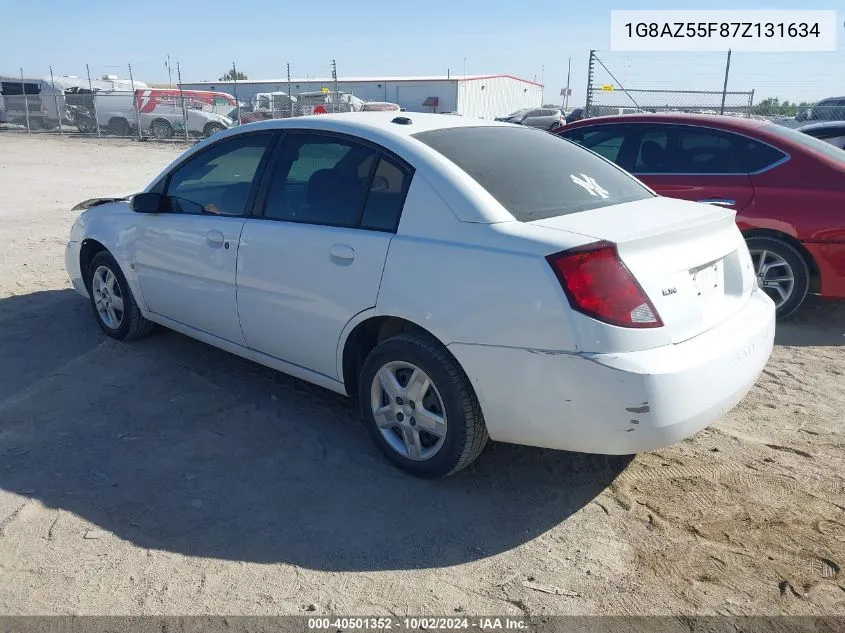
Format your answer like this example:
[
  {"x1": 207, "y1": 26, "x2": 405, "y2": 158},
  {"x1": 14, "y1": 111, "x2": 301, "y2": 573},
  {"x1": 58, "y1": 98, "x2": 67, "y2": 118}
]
[{"x1": 132, "y1": 192, "x2": 163, "y2": 213}]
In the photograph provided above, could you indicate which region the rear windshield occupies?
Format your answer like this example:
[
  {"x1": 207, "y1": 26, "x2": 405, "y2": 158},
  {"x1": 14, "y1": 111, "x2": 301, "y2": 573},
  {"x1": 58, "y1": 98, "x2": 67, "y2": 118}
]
[
  {"x1": 413, "y1": 126, "x2": 653, "y2": 221},
  {"x1": 765, "y1": 123, "x2": 845, "y2": 164}
]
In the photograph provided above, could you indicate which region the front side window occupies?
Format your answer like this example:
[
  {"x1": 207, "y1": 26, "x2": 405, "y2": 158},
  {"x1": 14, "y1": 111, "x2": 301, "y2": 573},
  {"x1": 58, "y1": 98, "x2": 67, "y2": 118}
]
[
  {"x1": 413, "y1": 126, "x2": 652, "y2": 221},
  {"x1": 165, "y1": 133, "x2": 273, "y2": 216},
  {"x1": 263, "y1": 134, "x2": 378, "y2": 226}
]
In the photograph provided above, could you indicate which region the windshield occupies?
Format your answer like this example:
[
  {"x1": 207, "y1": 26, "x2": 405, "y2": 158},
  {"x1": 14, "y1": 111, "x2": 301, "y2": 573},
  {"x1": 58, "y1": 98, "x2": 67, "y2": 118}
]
[
  {"x1": 413, "y1": 126, "x2": 653, "y2": 221},
  {"x1": 765, "y1": 123, "x2": 845, "y2": 164},
  {"x1": 505, "y1": 109, "x2": 530, "y2": 118}
]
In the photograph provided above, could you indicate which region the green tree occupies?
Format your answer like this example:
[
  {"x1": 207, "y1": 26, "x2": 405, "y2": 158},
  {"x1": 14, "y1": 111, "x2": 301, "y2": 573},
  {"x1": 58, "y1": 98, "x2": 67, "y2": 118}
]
[{"x1": 219, "y1": 69, "x2": 248, "y2": 81}]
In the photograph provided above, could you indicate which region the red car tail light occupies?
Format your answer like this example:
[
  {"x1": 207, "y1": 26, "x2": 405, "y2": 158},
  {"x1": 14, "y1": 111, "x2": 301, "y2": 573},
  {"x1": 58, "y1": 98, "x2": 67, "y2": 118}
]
[{"x1": 547, "y1": 241, "x2": 663, "y2": 328}]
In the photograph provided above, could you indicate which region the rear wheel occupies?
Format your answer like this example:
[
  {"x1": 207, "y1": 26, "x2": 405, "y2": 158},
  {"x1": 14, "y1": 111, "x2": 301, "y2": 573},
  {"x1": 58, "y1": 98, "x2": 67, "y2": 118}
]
[
  {"x1": 150, "y1": 119, "x2": 173, "y2": 140},
  {"x1": 359, "y1": 333, "x2": 488, "y2": 478},
  {"x1": 108, "y1": 117, "x2": 131, "y2": 136},
  {"x1": 746, "y1": 236, "x2": 810, "y2": 319}
]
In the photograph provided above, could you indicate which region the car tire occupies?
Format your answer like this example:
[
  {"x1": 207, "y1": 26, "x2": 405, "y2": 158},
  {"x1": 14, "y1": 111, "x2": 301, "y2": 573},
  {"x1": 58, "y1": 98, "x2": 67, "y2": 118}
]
[
  {"x1": 204, "y1": 122, "x2": 225, "y2": 137},
  {"x1": 108, "y1": 117, "x2": 131, "y2": 136},
  {"x1": 358, "y1": 333, "x2": 488, "y2": 478},
  {"x1": 151, "y1": 119, "x2": 173, "y2": 140},
  {"x1": 745, "y1": 236, "x2": 810, "y2": 319},
  {"x1": 86, "y1": 251, "x2": 155, "y2": 341}
]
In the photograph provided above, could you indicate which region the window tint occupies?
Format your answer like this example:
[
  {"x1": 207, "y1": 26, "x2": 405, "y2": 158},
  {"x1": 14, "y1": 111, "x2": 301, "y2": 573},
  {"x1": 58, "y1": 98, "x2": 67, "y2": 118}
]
[
  {"x1": 741, "y1": 138, "x2": 787, "y2": 172},
  {"x1": 413, "y1": 126, "x2": 652, "y2": 221},
  {"x1": 360, "y1": 156, "x2": 412, "y2": 231},
  {"x1": 634, "y1": 129, "x2": 669, "y2": 171},
  {"x1": 630, "y1": 127, "x2": 744, "y2": 174},
  {"x1": 565, "y1": 127, "x2": 629, "y2": 163},
  {"x1": 263, "y1": 134, "x2": 378, "y2": 226},
  {"x1": 165, "y1": 133, "x2": 272, "y2": 216}
]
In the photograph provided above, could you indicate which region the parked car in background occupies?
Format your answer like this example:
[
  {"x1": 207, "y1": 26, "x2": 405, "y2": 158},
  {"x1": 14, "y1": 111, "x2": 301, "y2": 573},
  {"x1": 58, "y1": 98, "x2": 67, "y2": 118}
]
[
  {"x1": 249, "y1": 92, "x2": 296, "y2": 120},
  {"x1": 66, "y1": 113, "x2": 774, "y2": 477},
  {"x1": 798, "y1": 121, "x2": 845, "y2": 150},
  {"x1": 496, "y1": 107, "x2": 564, "y2": 130},
  {"x1": 796, "y1": 97, "x2": 845, "y2": 123},
  {"x1": 557, "y1": 113, "x2": 845, "y2": 317},
  {"x1": 361, "y1": 101, "x2": 402, "y2": 112},
  {"x1": 296, "y1": 91, "x2": 364, "y2": 115},
  {"x1": 565, "y1": 107, "x2": 585, "y2": 124}
]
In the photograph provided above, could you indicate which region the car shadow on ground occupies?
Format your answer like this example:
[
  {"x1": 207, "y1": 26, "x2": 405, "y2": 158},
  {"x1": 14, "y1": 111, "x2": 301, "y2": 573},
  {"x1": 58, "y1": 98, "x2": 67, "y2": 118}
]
[
  {"x1": 775, "y1": 295, "x2": 845, "y2": 347},
  {"x1": 0, "y1": 289, "x2": 632, "y2": 572}
]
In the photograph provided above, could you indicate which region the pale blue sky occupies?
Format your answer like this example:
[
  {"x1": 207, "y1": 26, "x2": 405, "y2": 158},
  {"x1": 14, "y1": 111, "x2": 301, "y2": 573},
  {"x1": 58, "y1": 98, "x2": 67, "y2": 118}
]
[{"x1": 2, "y1": 1, "x2": 841, "y2": 106}]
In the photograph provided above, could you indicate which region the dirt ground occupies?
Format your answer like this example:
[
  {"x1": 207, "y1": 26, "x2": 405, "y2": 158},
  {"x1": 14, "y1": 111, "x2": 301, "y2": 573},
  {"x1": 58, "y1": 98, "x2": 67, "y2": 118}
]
[{"x1": 0, "y1": 133, "x2": 843, "y2": 617}]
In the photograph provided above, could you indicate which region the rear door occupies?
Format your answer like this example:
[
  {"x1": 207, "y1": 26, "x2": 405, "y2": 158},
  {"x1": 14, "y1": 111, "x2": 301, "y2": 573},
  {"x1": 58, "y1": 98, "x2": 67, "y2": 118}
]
[
  {"x1": 627, "y1": 125, "x2": 755, "y2": 212},
  {"x1": 236, "y1": 131, "x2": 413, "y2": 379}
]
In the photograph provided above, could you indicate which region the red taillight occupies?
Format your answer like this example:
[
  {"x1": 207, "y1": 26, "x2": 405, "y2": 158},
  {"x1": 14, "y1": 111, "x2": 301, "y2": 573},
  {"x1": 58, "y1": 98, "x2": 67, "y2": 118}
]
[{"x1": 547, "y1": 241, "x2": 663, "y2": 328}]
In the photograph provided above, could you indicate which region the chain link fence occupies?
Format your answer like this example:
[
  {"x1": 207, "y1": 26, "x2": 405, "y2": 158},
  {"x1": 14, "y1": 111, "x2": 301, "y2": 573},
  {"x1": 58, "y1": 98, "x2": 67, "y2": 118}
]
[
  {"x1": 582, "y1": 50, "x2": 839, "y2": 126},
  {"x1": 0, "y1": 61, "x2": 400, "y2": 142}
]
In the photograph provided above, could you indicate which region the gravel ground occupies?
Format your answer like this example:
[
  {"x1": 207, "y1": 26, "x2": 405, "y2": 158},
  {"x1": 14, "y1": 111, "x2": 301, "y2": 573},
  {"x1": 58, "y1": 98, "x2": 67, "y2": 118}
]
[{"x1": 0, "y1": 133, "x2": 843, "y2": 616}]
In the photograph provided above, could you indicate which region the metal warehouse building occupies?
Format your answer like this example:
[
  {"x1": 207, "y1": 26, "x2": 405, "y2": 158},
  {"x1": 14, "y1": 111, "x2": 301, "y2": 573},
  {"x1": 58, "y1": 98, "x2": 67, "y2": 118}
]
[{"x1": 179, "y1": 75, "x2": 543, "y2": 119}]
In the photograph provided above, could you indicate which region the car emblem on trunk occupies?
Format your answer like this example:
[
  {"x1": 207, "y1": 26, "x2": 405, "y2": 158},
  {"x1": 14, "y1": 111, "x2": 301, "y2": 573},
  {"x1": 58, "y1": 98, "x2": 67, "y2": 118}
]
[{"x1": 662, "y1": 287, "x2": 677, "y2": 296}]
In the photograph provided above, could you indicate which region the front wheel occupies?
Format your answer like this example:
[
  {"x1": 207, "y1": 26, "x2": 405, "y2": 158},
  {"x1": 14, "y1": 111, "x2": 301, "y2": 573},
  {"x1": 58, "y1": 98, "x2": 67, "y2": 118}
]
[
  {"x1": 204, "y1": 122, "x2": 225, "y2": 137},
  {"x1": 746, "y1": 236, "x2": 810, "y2": 319},
  {"x1": 358, "y1": 333, "x2": 488, "y2": 477},
  {"x1": 86, "y1": 251, "x2": 155, "y2": 340}
]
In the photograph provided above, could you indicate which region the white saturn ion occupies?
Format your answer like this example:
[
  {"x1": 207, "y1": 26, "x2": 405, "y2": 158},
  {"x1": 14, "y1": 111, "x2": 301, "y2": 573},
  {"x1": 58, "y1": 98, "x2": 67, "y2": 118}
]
[{"x1": 66, "y1": 112, "x2": 776, "y2": 477}]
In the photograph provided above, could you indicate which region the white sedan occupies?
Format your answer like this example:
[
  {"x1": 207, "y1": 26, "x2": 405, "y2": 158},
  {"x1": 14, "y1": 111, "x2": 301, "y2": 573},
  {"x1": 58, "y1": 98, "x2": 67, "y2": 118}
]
[{"x1": 66, "y1": 112, "x2": 775, "y2": 477}]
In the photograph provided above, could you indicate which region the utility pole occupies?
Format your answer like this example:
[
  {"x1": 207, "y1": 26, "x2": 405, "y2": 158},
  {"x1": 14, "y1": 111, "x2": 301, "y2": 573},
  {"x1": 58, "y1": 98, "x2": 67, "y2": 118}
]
[
  {"x1": 129, "y1": 63, "x2": 142, "y2": 140},
  {"x1": 564, "y1": 56, "x2": 571, "y2": 112},
  {"x1": 287, "y1": 62, "x2": 292, "y2": 117},
  {"x1": 331, "y1": 58, "x2": 339, "y2": 110},
  {"x1": 50, "y1": 65, "x2": 62, "y2": 136},
  {"x1": 20, "y1": 68, "x2": 30, "y2": 134},
  {"x1": 584, "y1": 50, "x2": 596, "y2": 118},
  {"x1": 86, "y1": 64, "x2": 100, "y2": 137},
  {"x1": 165, "y1": 54, "x2": 172, "y2": 87},
  {"x1": 720, "y1": 49, "x2": 732, "y2": 115},
  {"x1": 177, "y1": 61, "x2": 189, "y2": 142},
  {"x1": 540, "y1": 64, "x2": 545, "y2": 104},
  {"x1": 231, "y1": 61, "x2": 241, "y2": 125}
]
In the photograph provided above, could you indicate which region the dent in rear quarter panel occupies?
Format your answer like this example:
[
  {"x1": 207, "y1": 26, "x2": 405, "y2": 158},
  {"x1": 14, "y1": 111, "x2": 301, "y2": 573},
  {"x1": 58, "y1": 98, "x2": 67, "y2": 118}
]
[{"x1": 377, "y1": 177, "x2": 582, "y2": 352}]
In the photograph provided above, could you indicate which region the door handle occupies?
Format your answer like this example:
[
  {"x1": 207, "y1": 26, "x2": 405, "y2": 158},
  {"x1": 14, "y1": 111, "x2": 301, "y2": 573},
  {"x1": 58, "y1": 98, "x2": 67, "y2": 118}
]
[
  {"x1": 329, "y1": 243, "x2": 355, "y2": 264},
  {"x1": 206, "y1": 230, "x2": 225, "y2": 246},
  {"x1": 697, "y1": 198, "x2": 736, "y2": 207}
]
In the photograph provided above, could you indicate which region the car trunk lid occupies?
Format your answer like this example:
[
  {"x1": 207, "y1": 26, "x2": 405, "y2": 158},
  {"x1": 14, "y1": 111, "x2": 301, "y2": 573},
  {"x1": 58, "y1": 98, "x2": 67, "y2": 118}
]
[{"x1": 531, "y1": 196, "x2": 755, "y2": 345}]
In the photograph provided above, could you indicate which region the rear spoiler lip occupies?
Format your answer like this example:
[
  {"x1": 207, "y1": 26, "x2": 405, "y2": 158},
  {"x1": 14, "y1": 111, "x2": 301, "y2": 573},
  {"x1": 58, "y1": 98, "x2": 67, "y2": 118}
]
[{"x1": 71, "y1": 197, "x2": 128, "y2": 212}]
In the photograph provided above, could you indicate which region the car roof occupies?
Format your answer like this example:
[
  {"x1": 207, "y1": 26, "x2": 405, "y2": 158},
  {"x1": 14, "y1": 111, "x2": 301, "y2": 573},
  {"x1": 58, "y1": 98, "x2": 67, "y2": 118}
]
[
  {"x1": 564, "y1": 112, "x2": 772, "y2": 131},
  {"x1": 798, "y1": 121, "x2": 845, "y2": 131},
  {"x1": 228, "y1": 111, "x2": 510, "y2": 138}
]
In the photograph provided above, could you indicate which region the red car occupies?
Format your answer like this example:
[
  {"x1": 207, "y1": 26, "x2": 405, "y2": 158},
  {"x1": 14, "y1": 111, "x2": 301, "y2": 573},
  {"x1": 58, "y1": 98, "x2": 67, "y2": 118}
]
[{"x1": 556, "y1": 114, "x2": 845, "y2": 317}]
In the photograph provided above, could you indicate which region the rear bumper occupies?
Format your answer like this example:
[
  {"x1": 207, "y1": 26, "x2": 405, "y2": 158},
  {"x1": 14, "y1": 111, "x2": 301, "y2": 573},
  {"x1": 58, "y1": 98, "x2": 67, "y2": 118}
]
[
  {"x1": 804, "y1": 241, "x2": 845, "y2": 298},
  {"x1": 449, "y1": 289, "x2": 775, "y2": 454}
]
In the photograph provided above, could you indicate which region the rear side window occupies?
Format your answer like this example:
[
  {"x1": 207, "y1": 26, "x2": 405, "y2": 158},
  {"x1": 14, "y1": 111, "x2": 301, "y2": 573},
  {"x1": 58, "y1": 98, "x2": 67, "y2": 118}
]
[
  {"x1": 413, "y1": 126, "x2": 652, "y2": 221},
  {"x1": 741, "y1": 138, "x2": 787, "y2": 172},
  {"x1": 360, "y1": 156, "x2": 411, "y2": 231}
]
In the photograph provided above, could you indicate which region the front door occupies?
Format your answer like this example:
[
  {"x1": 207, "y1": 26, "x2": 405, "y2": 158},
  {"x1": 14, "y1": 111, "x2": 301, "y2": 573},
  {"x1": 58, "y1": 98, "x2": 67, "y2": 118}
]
[
  {"x1": 236, "y1": 131, "x2": 413, "y2": 379},
  {"x1": 133, "y1": 131, "x2": 275, "y2": 344}
]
